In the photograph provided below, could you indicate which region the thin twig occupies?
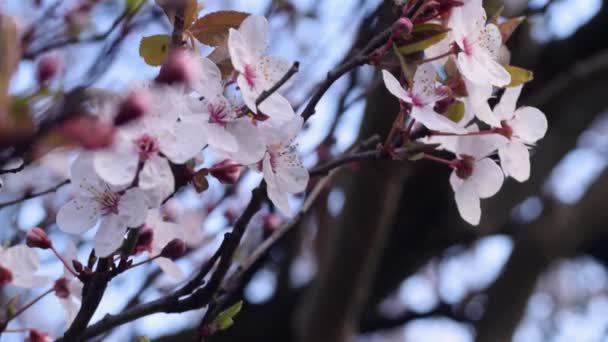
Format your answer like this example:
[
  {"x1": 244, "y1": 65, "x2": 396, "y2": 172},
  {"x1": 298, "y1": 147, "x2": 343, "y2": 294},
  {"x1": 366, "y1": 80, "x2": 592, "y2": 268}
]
[{"x1": 0, "y1": 180, "x2": 70, "y2": 209}]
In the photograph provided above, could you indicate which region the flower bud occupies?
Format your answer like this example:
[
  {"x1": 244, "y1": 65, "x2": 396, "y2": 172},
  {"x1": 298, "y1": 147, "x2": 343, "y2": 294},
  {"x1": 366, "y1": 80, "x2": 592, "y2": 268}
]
[
  {"x1": 392, "y1": 17, "x2": 413, "y2": 37},
  {"x1": 134, "y1": 227, "x2": 154, "y2": 254},
  {"x1": 26, "y1": 228, "x2": 53, "y2": 249},
  {"x1": 72, "y1": 260, "x2": 84, "y2": 274},
  {"x1": 209, "y1": 159, "x2": 242, "y2": 185},
  {"x1": 114, "y1": 91, "x2": 149, "y2": 126},
  {"x1": 160, "y1": 239, "x2": 186, "y2": 260},
  {"x1": 263, "y1": 214, "x2": 282, "y2": 234},
  {"x1": 53, "y1": 277, "x2": 70, "y2": 299},
  {"x1": 0, "y1": 266, "x2": 13, "y2": 287},
  {"x1": 37, "y1": 55, "x2": 62, "y2": 84},
  {"x1": 29, "y1": 329, "x2": 51, "y2": 342},
  {"x1": 455, "y1": 155, "x2": 475, "y2": 180},
  {"x1": 155, "y1": 49, "x2": 201, "y2": 87}
]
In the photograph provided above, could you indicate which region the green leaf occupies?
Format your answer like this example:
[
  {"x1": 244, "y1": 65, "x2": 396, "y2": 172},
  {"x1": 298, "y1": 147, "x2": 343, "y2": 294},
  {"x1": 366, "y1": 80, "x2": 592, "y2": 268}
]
[
  {"x1": 446, "y1": 101, "x2": 465, "y2": 123},
  {"x1": 408, "y1": 152, "x2": 424, "y2": 161},
  {"x1": 213, "y1": 301, "x2": 243, "y2": 331},
  {"x1": 125, "y1": 0, "x2": 144, "y2": 14},
  {"x1": 498, "y1": 16, "x2": 525, "y2": 43},
  {"x1": 505, "y1": 65, "x2": 533, "y2": 87},
  {"x1": 6, "y1": 295, "x2": 19, "y2": 319},
  {"x1": 397, "y1": 24, "x2": 449, "y2": 56},
  {"x1": 138, "y1": 34, "x2": 171, "y2": 66},
  {"x1": 134, "y1": 337, "x2": 150, "y2": 342}
]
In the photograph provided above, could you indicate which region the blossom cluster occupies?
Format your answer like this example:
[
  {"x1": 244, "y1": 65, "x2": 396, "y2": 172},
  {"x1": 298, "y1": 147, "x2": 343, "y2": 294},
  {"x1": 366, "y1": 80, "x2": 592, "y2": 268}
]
[{"x1": 382, "y1": 0, "x2": 547, "y2": 225}]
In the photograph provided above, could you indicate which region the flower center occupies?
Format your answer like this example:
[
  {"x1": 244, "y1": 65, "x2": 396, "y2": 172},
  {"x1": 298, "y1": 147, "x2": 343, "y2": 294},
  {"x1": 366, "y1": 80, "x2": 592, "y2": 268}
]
[
  {"x1": 462, "y1": 37, "x2": 475, "y2": 56},
  {"x1": 0, "y1": 265, "x2": 13, "y2": 287},
  {"x1": 98, "y1": 191, "x2": 120, "y2": 215},
  {"x1": 208, "y1": 103, "x2": 228, "y2": 126},
  {"x1": 411, "y1": 94, "x2": 425, "y2": 107},
  {"x1": 134, "y1": 134, "x2": 160, "y2": 161},
  {"x1": 455, "y1": 154, "x2": 475, "y2": 180},
  {"x1": 243, "y1": 64, "x2": 256, "y2": 88}
]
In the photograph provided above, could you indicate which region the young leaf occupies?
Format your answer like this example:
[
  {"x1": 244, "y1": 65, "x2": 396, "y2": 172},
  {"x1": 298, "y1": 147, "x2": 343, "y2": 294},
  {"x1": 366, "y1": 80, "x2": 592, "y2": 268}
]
[
  {"x1": 446, "y1": 101, "x2": 465, "y2": 123},
  {"x1": 190, "y1": 11, "x2": 250, "y2": 47},
  {"x1": 505, "y1": 65, "x2": 533, "y2": 87},
  {"x1": 139, "y1": 34, "x2": 171, "y2": 66},
  {"x1": 213, "y1": 300, "x2": 243, "y2": 331},
  {"x1": 397, "y1": 24, "x2": 449, "y2": 56},
  {"x1": 498, "y1": 16, "x2": 526, "y2": 43}
]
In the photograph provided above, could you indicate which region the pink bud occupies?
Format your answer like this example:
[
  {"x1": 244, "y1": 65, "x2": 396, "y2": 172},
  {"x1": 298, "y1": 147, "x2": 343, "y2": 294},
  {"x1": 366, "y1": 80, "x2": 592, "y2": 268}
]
[
  {"x1": 160, "y1": 239, "x2": 186, "y2": 260},
  {"x1": 53, "y1": 277, "x2": 70, "y2": 299},
  {"x1": 209, "y1": 159, "x2": 242, "y2": 185},
  {"x1": 263, "y1": 214, "x2": 282, "y2": 233},
  {"x1": 29, "y1": 329, "x2": 51, "y2": 342},
  {"x1": 26, "y1": 228, "x2": 52, "y2": 249},
  {"x1": 155, "y1": 49, "x2": 201, "y2": 87},
  {"x1": 392, "y1": 17, "x2": 413, "y2": 37},
  {"x1": 114, "y1": 91, "x2": 149, "y2": 126},
  {"x1": 0, "y1": 265, "x2": 13, "y2": 287},
  {"x1": 37, "y1": 55, "x2": 62, "y2": 84},
  {"x1": 134, "y1": 227, "x2": 154, "y2": 255}
]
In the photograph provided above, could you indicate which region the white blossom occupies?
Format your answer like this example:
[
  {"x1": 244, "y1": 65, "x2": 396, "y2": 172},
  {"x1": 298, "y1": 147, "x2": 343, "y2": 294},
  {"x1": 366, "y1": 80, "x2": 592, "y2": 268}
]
[
  {"x1": 144, "y1": 209, "x2": 185, "y2": 280},
  {"x1": 0, "y1": 245, "x2": 50, "y2": 288}
]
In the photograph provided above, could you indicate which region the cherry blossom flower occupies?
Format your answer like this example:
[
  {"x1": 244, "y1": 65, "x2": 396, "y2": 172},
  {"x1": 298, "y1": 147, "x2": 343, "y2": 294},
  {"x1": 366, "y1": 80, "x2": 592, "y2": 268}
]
[
  {"x1": 0, "y1": 245, "x2": 50, "y2": 288},
  {"x1": 382, "y1": 64, "x2": 467, "y2": 133},
  {"x1": 53, "y1": 241, "x2": 82, "y2": 325},
  {"x1": 493, "y1": 85, "x2": 548, "y2": 182},
  {"x1": 143, "y1": 209, "x2": 185, "y2": 279},
  {"x1": 57, "y1": 155, "x2": 147, "y2": 257},
  {"x1": 94, "y1": 85, "x2": 207, "y2": 206},
  {"x1": 451, "y1": 0, "x2": 511, "y2": 88},
  {"x1": 448, "y1": 132, "x2": 508, "y2": 225},
  {"x1": 228, "y1": 14, "x2": 295, "y2": 120},
  {"x1": 256, "y1": 116, "x2": 309, "y2": 215}
]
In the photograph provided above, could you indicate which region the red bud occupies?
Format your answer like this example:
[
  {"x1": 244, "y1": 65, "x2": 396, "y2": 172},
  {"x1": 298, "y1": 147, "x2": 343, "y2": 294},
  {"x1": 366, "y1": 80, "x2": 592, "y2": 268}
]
[
  {"x1": 53, "y1": 277, "x2": 70, "y2": 299},
  {"x1": 26, "y1": 228, "x2": 52, "y2": 249},
  {"x1": 134, "y1": 227, "x2": 154, "y2": 255},
  {"x1": 114, "y1": 91, "x2": 149, "y2": 126},
  {"x1": 155, "y1": 49, "x2": 200, "y2": 87},
  {"x1": 37, "y1": 55, "x2": 62, "y2": 84},
  {"x1": 209, "y1": 159, "x2": 242, "y2": 185},
  {"x1": 160, "y1": 239, "x2": 186, "y2": 260}
]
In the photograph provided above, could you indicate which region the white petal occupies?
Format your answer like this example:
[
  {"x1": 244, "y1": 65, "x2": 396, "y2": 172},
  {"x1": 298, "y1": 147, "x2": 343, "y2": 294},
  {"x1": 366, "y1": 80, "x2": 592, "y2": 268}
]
[
  {"x1": 382, "y1": 70, "x2": 412, "y2": 103},
  {"x1": 158, "y1": 115, "x2": 208, "y2": 164},
  {"x1": 57, "y1": 197, "x2": 101, "y2": 234},
  {"x1": 59, "y1": 298, "x2": 79, "y2": 326},
  {"x1": 139, "y1": 156, "x2": 175, "y2": 208},
  {"x1": 62, "y1": 241, "x2": 78, "y2": 277},
  {"x1": 411, "y1": 106, "x2": 467, "y2": 134},
  {"x1": 262, "y1": 153, "x2": 277, "y2": 189},
  {"x1": 94, "y1": 147, "x2": 139, "y2": 187},
  {"x1": 239, "y1": 15, "x2": 268, "y2": 60},
  {"x1": 258, "y1": 92, "x2": 295, "y2": 120},
  {"x1": 480, "y1": 24, "x2": 503, "y2": 60},
  {"x1": 156, "y1": 258, "x2": 185, "y2": 280},
  {"x1": 227, "y1": 28, "x2": 250, "y2": 72},
  {"x1": 2, "y1": 245, "x2": 39, "y2": 275},
  {"x1": 493, "y1": 85, "x2": 522, "y2": 121},
  {"x1": 194, "y1": 57, "x2": 223, "y2": 99},
  {"x1": 454, "y1": 181, "x2": 481, "y2": 226},
  {"x1": 94, "y1": 215, "x2": 127, "y2": 257},
  {"x1": 471, "y1": 158, "x2": 504, "y2": 198},
  {"x1": 259, "y1": 56, "x2": 295, "y2": 91},
  {"x1": 465, "y1": 80, "x2": 500, "y2": 127},
  {"x1": 12, "y1": 274, "x2": 51, "y2": 288},
  {"x1": 276, "y1": 157, "x2": 309, "y2": 194},
  {"x1": 511, "y1": 106, "x2": 548, "y2": 143},
  {"x1": 413, "y1": 63, "x2": 442, "y2": 103},
  {"x1": 267, "y1": 183, "x2": 292, "y2": 216},
  {"x1": 118, "y1": 188, "x2": 147, "y2": 227},
  {"x1": 204, "y1": 124, "x2": 238, "y2": 152},
  {"x1": 476, "y1": 53, "x2": 511, "y2": 87},
  {"x1": 70, "y1": 154, "x2": 108, "y2": 196},
  {"x1": 456, "y1": 134, "x2": 508, "y2": 159},
  {"x1": 224, "y1": 120, "x2": 266, "y2": 165},
  {"x1": 237, "y1": 75, "x2": 258, "y2": 112},
  {"x1": 499, "y1": 141, "x2": 531, "y2": 182},
  {"x1": 449, "y1": 170, "x2": 464, "y2": 191}
]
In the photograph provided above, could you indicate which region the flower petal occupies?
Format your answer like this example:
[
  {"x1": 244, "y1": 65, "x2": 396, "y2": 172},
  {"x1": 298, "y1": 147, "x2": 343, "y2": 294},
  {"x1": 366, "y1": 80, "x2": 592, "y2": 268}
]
[
  {"x1": 70, "y1": 154, "x2": 109, "y2": 196},
  {"x1": 499, "y1": 141, "x2": 531, "y2": 182},
  {"x1": 156, "y1": 257, "x2": 185, "y2": 280},
  {"x1": 259, "y1": 56, "x2": 295, "y2": 91},
  {"x1": 238, "y1": 15, "x2": 268, "y2": 60},
  {"x1": 194, "y1": 57, "x2": 224, "y2": 99},
  {"x1": 454, "y1": 181, "x2": 481, "y2": 226},
  {"x1": 158, "y1": 114, "x2": 208, "y2": 164},
  {"x1": 382, "y1": 70, "x2": 412, "y2": 103},
  {"x1": 139, "y1": 156, "x2": 175, "y2": 207},
  {"x1": 267, "y1": 182, "x2": 292, "y2": 216},
  {"x1": 494, "y1": 85, "x2": 522, "y2": 121},
  {"x1": 411, "y1": 106, "x2": 467, "y2": 134},
  {"x1": 258, "y1": 92, "x2": 295, "y2": 120},
  {"x1": 413, "y1": 63, "x2": 442, "y2": 103},
  {"x1": 94, "y1": 215, "x2": 127, "y2": 257},
  {"x1": 204, "y1": 124, "x2": 238, "y2": 152},
  {"x1": 471, "y1": 158, "x2": 504, "y2": 199},
  {"x1": 57, "y1": 197, "x2": 101, "y2": 234},
  {"x1": 94, "y1": 145, "x2": 139, "y2": 187},
  {"x1": 511, "y1": 106, "x2": 548, "y2": 143},
  {"x1": 227, "y1": 28, "x2": 250, "y2": 72},
  {"x1": 118, "y1": 187, "x2": 147, "y2": 227}
]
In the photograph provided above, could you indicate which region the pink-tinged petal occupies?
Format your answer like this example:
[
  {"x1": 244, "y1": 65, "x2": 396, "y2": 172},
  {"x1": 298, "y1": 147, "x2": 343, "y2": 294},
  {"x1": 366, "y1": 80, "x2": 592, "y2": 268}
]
[
  {"x1": 499, "y1": 141, "x2": 531, "y2": 182},
  {"x1": 227, "y1": 28, "x2": 249, "y2": 72},
  {"x1": 410, "y1": 106, "x2": 467, "y2": 134},
  {"x1": 382, "y1": 70, "x2": 412, "y2": 103},
  {"x1": 94, "y1": 215, "x2": 127, "y2": 257},
  {"x1": 493, "y1": 85, "x2": 522, "y2": 121},
  {"x1": 413, "y1": 63, "x2": 442, "y2": 103},
  {"x1": 267, "y1": 183, "x2": 292, "y2": 216},
  {"x1": 57, "y1": 197, "x2": 101, "y2": 234},
  {"x1": 262, "y1": 154, "x2": 278, "y2": 190},
  {"x1": 471, "y1": 158, "x2": 504, "y2": 199},
  {"x1": 139, "y1": 156, "x2": 175, "y2": 208},
  {"x1": 118, "y1": 188, "x2": 147, "y2": 228},
  {"x1": 94, "y1": 146, "x2": 139, "y2": 188},
  {"x1": 237, "y1": 75, "x2": 258, "y2": 112},
  {"x1": 158, "y1": 114, "x2": 208, "y2": 164},
  {"x1": 70, "y1": 154, "x2": 108, "y2": 196},
  {"x1": 454, "y1": 181, "x2": 481, "y2": 226},
  {"x1": 156, "y1": 257, "x2": 185, "y2": 280},
  {"x1": 258, "y1": 92, "x2": 295, "y2": 120},
  {"x1": 457, "y1": 53, "x2": 482, "y2": 84},
  {"x1": 511, "y1": 106, "x2": 548, "y2": 143},
  {"x1": 194, "y1": 57, "x2": 224, "y2": 99},
  {"x1": 276, "y1": 157, "x2": 309, "y2": 194},
  {"x1": 259, "y1": 56, "x2": 295, "y2": 91},
  {"x1": 238, "y1": 15, "x2": 268, "y2": 60},
  {"x1": 480, "y1": 24, "x2": 503, "y2": 60},
  {"x1": 204, "y1": 124, "x2": 238, "y2": 152}
]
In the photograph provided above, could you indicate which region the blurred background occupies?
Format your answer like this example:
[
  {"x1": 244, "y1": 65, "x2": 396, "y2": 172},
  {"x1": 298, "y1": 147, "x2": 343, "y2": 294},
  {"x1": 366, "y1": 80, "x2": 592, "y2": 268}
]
[{"x1": 2, "y1": 0, "x2": 608, "y2": 341}]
